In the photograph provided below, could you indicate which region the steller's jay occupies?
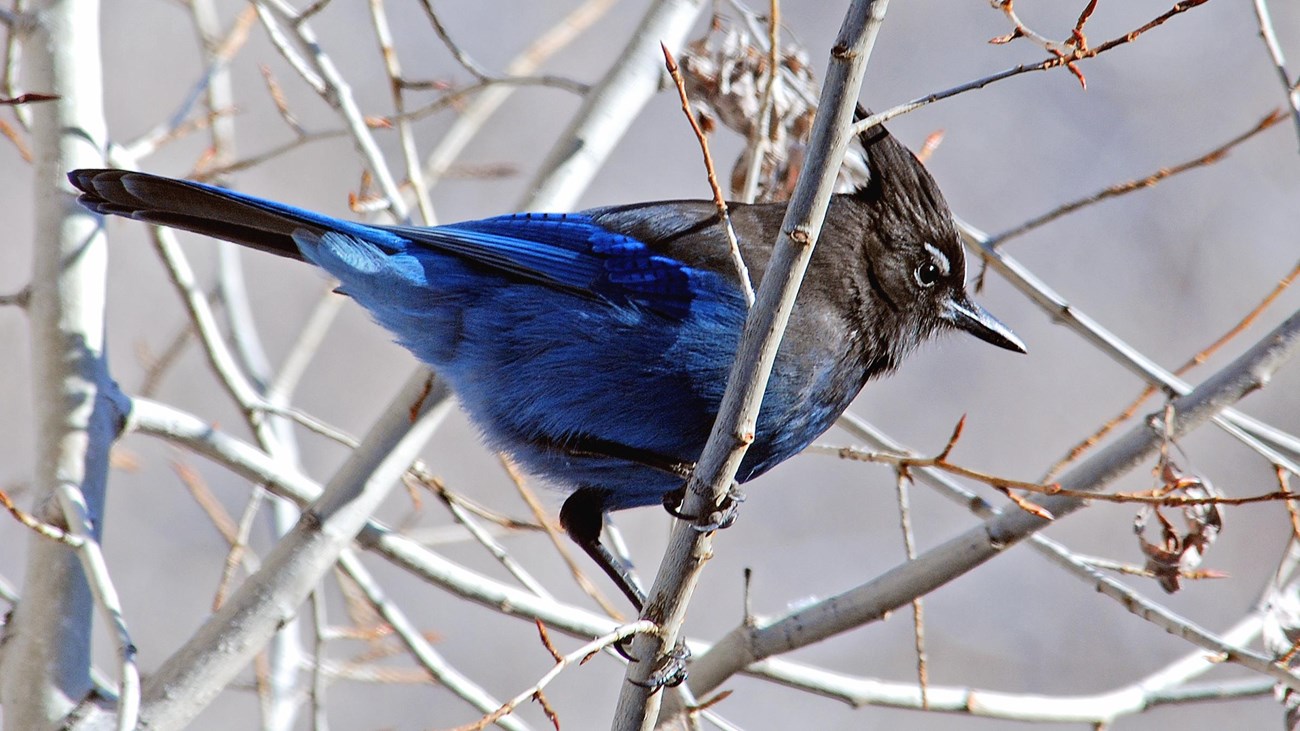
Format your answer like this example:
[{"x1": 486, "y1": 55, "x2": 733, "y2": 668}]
[{"x1": 69, "y1": 120, "x2": 1024, "y2": 610}]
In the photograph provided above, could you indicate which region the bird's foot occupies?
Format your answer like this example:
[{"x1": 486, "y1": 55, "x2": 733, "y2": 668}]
[
  {"x1": 700, "y1": 484, "x2": 746, "y2": 532},
  {"x1": 662, "y1": 483, "x2": 746, "y2": 533},
  {"x1": 627, "y1": 641, "x2": 690, "y2": 690}
]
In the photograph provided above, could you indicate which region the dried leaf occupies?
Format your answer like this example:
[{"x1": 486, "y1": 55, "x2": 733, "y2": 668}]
[
  {"x1": 678, "y1": 18, "x2": 869, "y2": 202},
  {"x1": 1133, "y1": 462, "x2": 1223, "y2": 593}
]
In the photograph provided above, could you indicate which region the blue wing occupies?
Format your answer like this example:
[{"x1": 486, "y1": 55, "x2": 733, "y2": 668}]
[
  {"x1": 383, "y1": 213, "x2": 715, "y2": 319},
  {"x1": 69, "y1": 169, "x2": 723, "y2": 320}
]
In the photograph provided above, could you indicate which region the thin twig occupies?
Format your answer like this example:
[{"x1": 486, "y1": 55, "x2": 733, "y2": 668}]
[
  {"x1": 739, "y1": 0, "x2": 782, "y2": 203},
  {"x1": 989, "y1": 0, "x2": 1076, "y2": 54},
  {"x1": 819, "y1": 442, "x2": 1300, "y2": 510},
  {"x1": 214, "y1": 487, "x2": 267, "y2": 610},
  {"x1": 852, "y1": 0, "x2": 1213, "y2": 137},
  {"x1": 1281, "y1": 467, "x2": 1300, "y2": 541},
  {"x1": 260, "y1": 63, "x2": 306, "y2": 136},
  {"x1": 419, "y1": 0, "x2": 613, "y2": 190},
  {"x1": 1070, "y1": 553, "x2": 1225, "y2": 582},
  {"x1": 661, "y1": 43, "x2": 753, "y2": 306},
  {"x1": 893, "y1": 471, "x2": 928, "y2": 709},
  {"x1": 0, "y1": 487, "x2": 71, "y2": 542},
  {"x1": 500, "y1": 457, "x2": 625, "y2": 619},
  {"x1": 193, "y1": 129, "x2": 348, "y2": 180},
  {"x1": 958, "y1": 217, "x2": 1300, "y2": 473},
  {"x1": 335, "y1": 550, "x2": 532, "y2": 731},
  {"x1": 173, "y1": 461, "x2": 241, "y2": 547},
  {"x1": 1041, "y1": 258, "x2": 1300, "y2": 481},
  {"x1": 255, "y1": 0, "x2": 408, "y2": 219},
  {"x1": 368, "y1": 0, "x2": 436, "y2": 224},
  {"x1": 452, "y1": 621, "x2": 655, "y2": 731},
  {"x1": 136, "y1": 320, "x2": 197, "y2": 397},
  {"x1": 270, "y1": 288, "x2": 347, "y2": 399},
  {"x1": 0, "y1": 115, "x2": 31, "y2": 162},
  {"x1": 1, "y1": 0, "x2": 31, "y2": 131},
  {"x1": 148, "y1": 232, "x2": 258, "y2": 408},
  {"x1": 308, "y1": 589, "x2": 329, "y2": 731},
  {"x1": 53, "y1": 484, "x2": 141, "y2": 731},
  {"x1": 414, "y1": 471, "x2": 555, "y2": 600},
  {"x1": 1252, "y1": 0, "x2": 1300, "y2": 148},
  {"x1": 0, "y1": 286, "x2": 29, "y2": 308},
  {"x1": 988, "y1": 109, "x2": 1286, "y2": 246},
  {"x1": 255, "y1": 402, "x2": 358, "y2": 449},
  {"x1": 293, "y1": 0, "x2": 331, "y2": 26},
  {"x1": 416, "y1": 0, "x2": 491, "y2": 81}
]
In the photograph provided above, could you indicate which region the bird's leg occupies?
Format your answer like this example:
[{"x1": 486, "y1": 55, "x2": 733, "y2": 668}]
[
  {"x1": 560, "y1": 487, "x2": 692, "y2": 689},
  {"x1": 560, "y1": 487, "x2": 647, "y2": 610},
  {"x1": 662, "y1": 482, "x2": 747, "y2": 532}
]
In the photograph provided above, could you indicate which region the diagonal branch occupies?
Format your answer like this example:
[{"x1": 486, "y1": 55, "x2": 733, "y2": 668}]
[
  {"x1": 961, "y1": 217, "x2": 1300, "y2": 472},
  {"x1": 523, "y1": 0, "x2": 707, "y2": 211},
  {"x1": 1252, "y1": 0, "x2": 1300, "y2": 148},
  {"x1": 612, "y1": 1, "x2": 893, "y2": 727},
  {"x1": 687, "y1": 307, "x2": 1300, "y2": 698},
  {"x1": 134, "y1": 372, "x2": 455, "y2": 730},
  {"x1": 851, "y1": 0, "x2": 1214, "y2": 135}
]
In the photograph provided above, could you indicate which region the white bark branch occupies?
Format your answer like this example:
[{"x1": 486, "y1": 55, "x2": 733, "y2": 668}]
[
  {"x1": 133, "y1": 371, "x2": 454, "y2": 730},
  {"x1": 613, "y1": 1, "x2": 892, "y2": 728},
  {"x1": 958, "y1": 218, "x2": 1300, "y2": 470},
  {"x1": 1, "y1": 0, "x2": 124, "y2": 728},
  {"x1": 523, "y1": 0, "x2": 707, "y2": 211},
  {"x1": 686, "y1": 307, "x2": 1300, "y2": 698}
]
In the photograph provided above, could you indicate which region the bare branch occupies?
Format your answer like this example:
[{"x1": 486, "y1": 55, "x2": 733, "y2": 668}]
[
  {"x1": 1253, "y1": 0, "x2": 1300, "y2": 148},
  {"x1": 614, "y1": 1, "x2": 893, "y2": 726},
  {"x1": 454, "y1": 621, "x2": 656, "y2": 731},
  {"x1": 661, "y1": 43, "x2": 752, "y2": 306},
  {"x1": 420, "y1": 0, "x2": 614, "y2": 190},
  {"x1": 988, "y1": 109, "x2": 1287, "y2": 247},
  {"x1": 960, "y1": 218, "x2": 1300, "y2": 473},
  {"x1": 254, "y1": 0, "x2": 408, "y2": 219},
  {"x1": 135, "y1": 373, "x2": 455, "y2": 729},
  {"x1": 688, "y1": 308, "x2": 1300, "y2": 699},
  {"x1": 370, "y1": 0, "x2": 436, "y2": 224},
  {"x1": 524, "y1": 0, "x2": 708, "y2": 212},
  {"x1": 335, "y1": 550, "x2": 533, "y2": 731},
  {"x1": 852, "y1": 0, "x2": 1214, "y2": 135},
  {"x1": 1, "y1": 2, "x2": 122, "y2": 727},
  {"x1": 1043, "y1": 258, "x2": 1300, "y2": 481}
]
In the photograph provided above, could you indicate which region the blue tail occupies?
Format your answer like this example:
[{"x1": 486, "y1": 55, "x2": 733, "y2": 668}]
[{"x1": 68, "y1": 169, "x2": 404, "y2": 262}]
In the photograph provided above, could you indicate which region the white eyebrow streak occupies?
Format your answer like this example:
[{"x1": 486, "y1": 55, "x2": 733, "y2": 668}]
[{"x1": 923, "y1": 242, "x2": 951, "y2": 276}]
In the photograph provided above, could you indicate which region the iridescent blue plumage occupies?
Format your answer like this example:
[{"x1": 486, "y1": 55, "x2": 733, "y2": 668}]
[{"x1": 68, "y1": 122, "x2": 1024, "y2": 607}]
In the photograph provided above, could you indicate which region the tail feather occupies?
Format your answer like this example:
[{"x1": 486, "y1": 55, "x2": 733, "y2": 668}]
[{"x1": 67, "y1": 169, "x2": 337, "y2": 261}]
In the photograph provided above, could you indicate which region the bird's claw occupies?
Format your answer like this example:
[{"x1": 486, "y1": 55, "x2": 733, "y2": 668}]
[
  {"x1": 696, "y1": 485, "x2": 745, "y2": 532},
  {"x1": 661, "y1": 484, "x2": 746, "y2": 533},
  {"x1": 628, "y1": 642, "x2": 690, "y2": 690}
]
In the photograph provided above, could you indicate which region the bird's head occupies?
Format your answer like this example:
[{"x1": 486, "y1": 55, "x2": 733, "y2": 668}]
[{"x1": 847, "y1": 109, "x2": 1026, "y2": 358}]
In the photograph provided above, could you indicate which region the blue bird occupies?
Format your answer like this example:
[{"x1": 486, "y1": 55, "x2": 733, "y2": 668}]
[{"x1": 69, "y1": 120, "x2": 1023, "y2": 609}]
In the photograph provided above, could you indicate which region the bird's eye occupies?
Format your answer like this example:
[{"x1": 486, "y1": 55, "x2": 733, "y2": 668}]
[{"x1": 914, "y1": 262, "x2": 941, "y2": 288}]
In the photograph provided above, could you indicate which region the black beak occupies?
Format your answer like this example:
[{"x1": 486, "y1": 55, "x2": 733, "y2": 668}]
[{"x1": 942, "y1": 294, "x2": 1026, "y2": 354}]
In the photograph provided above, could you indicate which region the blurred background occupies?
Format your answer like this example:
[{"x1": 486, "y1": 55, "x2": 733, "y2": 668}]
[{"x1": 2, "y1": 1, "x2": 1300, "y2": 728}]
